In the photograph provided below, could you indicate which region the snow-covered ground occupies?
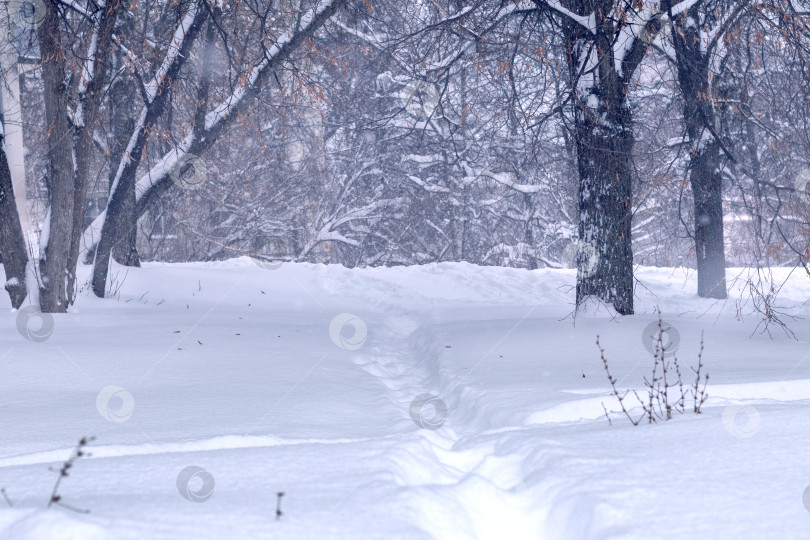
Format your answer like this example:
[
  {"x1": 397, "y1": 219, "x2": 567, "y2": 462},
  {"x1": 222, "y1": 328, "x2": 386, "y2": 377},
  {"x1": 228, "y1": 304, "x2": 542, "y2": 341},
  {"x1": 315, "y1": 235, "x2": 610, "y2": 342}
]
[{"x1": 1, "y1": 260, "x2": 810, "y2": 539}]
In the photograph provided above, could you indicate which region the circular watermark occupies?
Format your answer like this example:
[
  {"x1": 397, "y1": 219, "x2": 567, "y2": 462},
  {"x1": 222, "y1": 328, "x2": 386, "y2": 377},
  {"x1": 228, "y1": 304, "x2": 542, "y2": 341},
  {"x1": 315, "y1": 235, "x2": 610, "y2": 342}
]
[
  {"x1": 561, "y1": 240, "x2": 599, "y2": 278},
  {"x1": 722, "y1": 405, "x2": 760, "y2": 439},
  {"x1": 794, "y1": 168, "x2": 810, "y2": 204},
  {"x1": 96, "y1": 385, "x2": 135, "y2": 423},
  {"x1": 643, "y1": 15, "x2": 672, "y2": 44},
  {"x1": 13, "y1": 0, "x2": 46, "y2": 30},
  {"x1": 409, "y1": 393, "x2": 447, "y2": 430},
  {"x1": 641, "y1": 320, "x2": 680, "y2": 358},
  {"x1": 803, "y1": 485, "x2": 810, "y2": 513},
  {"x1": 249, "y1": 240, "x2": 291, "y2": 270},
  {"x1": 250, "y1": 255, "x2": 285, "y2": 271},
  {"x1": 170, "y1": 153, "x2": 208, "y2": 191},
  {"x1": 15, "y1": 306, "x2": 54, "y2": 342},
  {"x1": 176, "y1": 466, "x2": 215, "y2": 503},
  {"x1": 329, "y1": 313, "x2": 367, "y2": 350},
  {"x1": 399, "y1": 79, "x2": 440, "y2": 119}
]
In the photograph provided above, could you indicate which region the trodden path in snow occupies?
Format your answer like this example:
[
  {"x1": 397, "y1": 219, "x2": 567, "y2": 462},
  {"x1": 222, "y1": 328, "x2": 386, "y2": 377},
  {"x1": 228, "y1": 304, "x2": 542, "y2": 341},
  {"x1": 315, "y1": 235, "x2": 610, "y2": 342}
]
[{"x1": 1, "y1": 260, "x2": 810, "y2": 538}]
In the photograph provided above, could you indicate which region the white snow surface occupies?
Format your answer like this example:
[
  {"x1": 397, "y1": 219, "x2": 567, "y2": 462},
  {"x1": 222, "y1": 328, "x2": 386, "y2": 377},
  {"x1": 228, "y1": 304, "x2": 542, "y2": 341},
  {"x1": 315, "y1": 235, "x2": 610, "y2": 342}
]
[{"x1": 1, "y1": 260, "x2": 810, "y2": 539}]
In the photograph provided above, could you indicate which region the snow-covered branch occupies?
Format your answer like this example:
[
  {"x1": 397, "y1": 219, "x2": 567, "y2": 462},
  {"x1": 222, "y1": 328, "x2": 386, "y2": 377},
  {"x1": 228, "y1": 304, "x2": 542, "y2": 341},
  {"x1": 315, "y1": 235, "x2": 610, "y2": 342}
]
[
  {"x1": 534, "y1": 0, "x2": 596, "y2": 34},
  {"x1": 81, "y1": 0, "x2": 346, "y2": 259},
  {"x1": 144, "y1": 3, "x2": 203, "y2": 103}
]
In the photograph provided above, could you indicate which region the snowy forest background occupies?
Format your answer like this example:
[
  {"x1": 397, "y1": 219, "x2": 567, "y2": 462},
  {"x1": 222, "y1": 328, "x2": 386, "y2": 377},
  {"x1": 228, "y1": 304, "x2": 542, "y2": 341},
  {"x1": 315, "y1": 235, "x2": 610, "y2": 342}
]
[{"x1": 1, "y1": 0, "x2": 810, "y2": 314}]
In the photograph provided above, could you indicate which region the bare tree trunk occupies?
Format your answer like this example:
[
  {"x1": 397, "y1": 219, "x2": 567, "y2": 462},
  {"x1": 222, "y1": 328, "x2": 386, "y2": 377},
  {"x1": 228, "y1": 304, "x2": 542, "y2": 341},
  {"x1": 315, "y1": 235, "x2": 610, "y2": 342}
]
[
  {"x1": 672, "y1": 7, "x2": 728, "y2": 299},
  {"x1": 66, "y1": 3, "x2": 121, "y2": 301},
  {"x1": 0, "y1": 142, "x2": 28, "y2": 308},
  {"x1": 38, "y1": 1, "x2": 76, "y2": 313},
  {"x1": 0, "y1": 53, "x2": 30, "y2": 239},
  {"x1": 93, "y1": 157, "x2": 142, "y2": 297},
  {"x1": 561, "y1": 4, "x2": 648, "y2": 315},
  {"x1": 112, "y1": 168, "x2": 141, "y2": 266},
  {"x1": 523, "y1": 193, "x2": 538, "y2": 270},
  {"x1": 690, "y1": 144, "x2": 726, "y2": 298},
  {"x1": 107, "y1": 10, "x2": 140, "y2": 268},
  {"x1": 572, "y1": 95, "x2": 635, "y2": 314}
]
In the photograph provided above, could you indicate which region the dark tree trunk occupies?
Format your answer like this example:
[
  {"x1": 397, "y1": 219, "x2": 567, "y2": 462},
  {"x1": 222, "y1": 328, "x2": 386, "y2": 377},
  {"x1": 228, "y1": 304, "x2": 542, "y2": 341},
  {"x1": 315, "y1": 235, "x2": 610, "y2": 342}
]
[
  {"x1": 572, "y1": 99, "x2": 635, "y2": 314},
  {"x1": 93, "y1": 158, "x2": 141, "y2": 298},
  {"x1": 560, "y1": 2, "x2": 653, "y2": 315},
  {"x1": 66, "y1": 2, "x2": 122, "y2": 300},
  {"x1": 0, "y1": 144, "x2": 28, "y2": 308},
  {"x1": 690, "y1": 144, "x2": 727, "y2": 298},
  {"x1": 523, "y1": 193, "x2": 538, "y2": 270},
  {"x1": 38, "y1": 2, "x2": 76, "y2": 313},
  {"x1": 113, "y1": 180, "x2": 141, "y2": 267},
  {"x1": 673, "y1": 7, "x2": 728, "y2": 299},
  {"x1": 108, "y1": 10, "x2": 140, "y2": 268}
]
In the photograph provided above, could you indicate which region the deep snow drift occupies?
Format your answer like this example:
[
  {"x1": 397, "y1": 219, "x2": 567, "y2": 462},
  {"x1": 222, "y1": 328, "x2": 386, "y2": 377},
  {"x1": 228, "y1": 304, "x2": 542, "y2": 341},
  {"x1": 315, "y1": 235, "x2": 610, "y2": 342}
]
[{"x1": 1, "y1": 260, "x2": 810, "y2": 539}]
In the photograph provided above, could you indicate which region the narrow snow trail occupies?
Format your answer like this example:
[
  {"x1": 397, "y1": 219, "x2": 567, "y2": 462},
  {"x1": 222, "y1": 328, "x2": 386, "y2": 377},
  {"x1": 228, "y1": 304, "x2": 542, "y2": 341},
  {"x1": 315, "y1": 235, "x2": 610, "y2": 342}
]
[{"x1": 347, "y1": 306, "x2": 547, "y2": 540}]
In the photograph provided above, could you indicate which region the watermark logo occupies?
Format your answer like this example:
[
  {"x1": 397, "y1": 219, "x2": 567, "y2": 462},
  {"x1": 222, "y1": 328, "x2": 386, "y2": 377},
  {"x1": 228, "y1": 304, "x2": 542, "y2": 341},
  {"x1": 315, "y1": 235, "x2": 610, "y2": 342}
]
[
  {"x1": 176, "y1": 466, "x2": 215, "y2": 503},
  {"x1": 250, "y1": 255, "x2": 286, "y2": 271},
  {"x1": 409, "y1": 393, "x2": 447, "y2": 430},
  {"x1": 802, "y1": 485, "x2": 810, "y2": 513},
  {"x1": 16, "y1": 306, "x2": 54, "y2": 342},
  {"x1": 170, "y1": 153, "x2": 208, "y2": 191},
  {"x1": 641, "y1": 320, "x2": 680, "y2": 358},
  {"x1": 96, "y1": 385, "x2": 135, "y2": 423},
  {"x1": 250, "y1": 240, "x2": 291, "y2": 270},
  {"x1": 644, "y1": 15, "x2": 672, "y2": 44},
  {"x1": 329, "y1": 313, "x2": 367, "y2": 350},
  {"x1": 399, "y1": 80, "x2": 440, "y2": 119},
  {"x1": 795, "y1": 168, "x2": 810, "y2": 204},
  {"x1": 722, "y1": 405, "x2": 760, "y2": 439},
  {"x1": 13, "y1": 0, "x2": 46, "y2": 29},
  {"x1": 561, "y1": 240, "x2": 599, "y2": 278}
]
